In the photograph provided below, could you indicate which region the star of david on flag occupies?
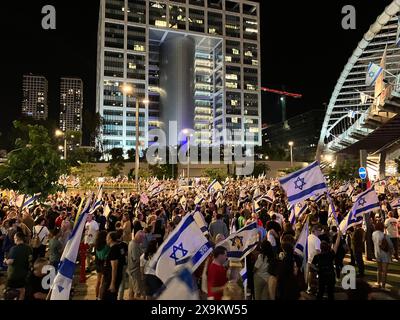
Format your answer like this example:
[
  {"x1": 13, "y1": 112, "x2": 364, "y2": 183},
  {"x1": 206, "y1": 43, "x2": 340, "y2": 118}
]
[
  {"x1": 279, "y1": 161, "x2": 328, "y2": 207},
  {"x1": 339, "y1": 187, "x2": 379, "y2": 233}
]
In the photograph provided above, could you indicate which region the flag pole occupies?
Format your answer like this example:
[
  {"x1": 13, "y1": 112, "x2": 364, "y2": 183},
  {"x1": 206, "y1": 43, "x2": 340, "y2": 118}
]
[{"x1": 243, "y1": 258, "x2": 248, "y2": 300}]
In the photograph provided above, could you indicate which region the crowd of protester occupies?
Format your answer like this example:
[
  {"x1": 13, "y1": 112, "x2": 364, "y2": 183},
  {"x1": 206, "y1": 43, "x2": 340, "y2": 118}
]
[{"x1": 0, "y1": 176, "x2": 399, "y2": 300}]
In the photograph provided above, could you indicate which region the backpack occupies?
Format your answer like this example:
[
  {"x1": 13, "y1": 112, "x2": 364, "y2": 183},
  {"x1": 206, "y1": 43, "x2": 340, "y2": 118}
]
[
  {"x1": 30, "y1": 226, "x2": 44, "y2": 249},
  {"x1": 380, "y1": 236, "x2": 389, "y2": 253}
]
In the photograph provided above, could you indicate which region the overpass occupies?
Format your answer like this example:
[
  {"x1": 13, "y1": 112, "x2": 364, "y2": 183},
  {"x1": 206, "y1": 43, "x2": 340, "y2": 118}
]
[{"x1": 317, "y1": 0, "x2": 400, "y2": 178}]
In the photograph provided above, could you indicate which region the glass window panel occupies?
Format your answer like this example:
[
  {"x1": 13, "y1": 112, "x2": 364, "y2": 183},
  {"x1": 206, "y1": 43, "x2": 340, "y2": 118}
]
[
  {"x1": 127, "y1": 54, "x2": 146, "y2": 80},
  {"x1": 226, "y1": 1, "x2": 240, "y2": 13},
  {"x1": 105, "y1": 23, "x2": 124, "y2": 49},
  {"x1": 243, "y1": 18, "x2": 258, "y2": 40},
  {"x1": 189, "y1": 9, "x2": 204, "y2": 32},
  {"x1": 149, "y1": 2, "x2": 167, "y2": 27},
  {"x1": 127, "y1": 0, "x2": 146, "y2": 24},
  {"x1": 103, "y1": 80, "x2": 124, "y2": 107},
  {"x1": 169, "y1": 5, "x2": 186, "y2": 30},
  {"x1": 208, "y1": 0, "x2": 222, "y2": 10},
  {"x1": 244, "y1": 68, "x2": 258, "y2": 91},
  {"x1": 104, "y1": 51, "x2": 124, "y2": 78},
  {"x1": 226, "y1": 66, "x2": 241, "y2": 89},
  {"x1": 127, "y1": 26, "x2": 146, "y2": 52},
  {"x1": 243, "y1": 42, "x2": 258, "y2": 66},
  {"x1": 105, "y1": 0, "x2": 125, "y2": 21},
  {"x1": 208, "y1": 12, "x2": 222, "y2": 35},
  {"x1": 226, "y1": 92, "x2": 241, "y2": 115},
  {"x1": 225, "y1": 15, "x2": 240, "y2": 38},
  {"x1": 225, "y1": 40, "x2": 241, "y2": 64}
]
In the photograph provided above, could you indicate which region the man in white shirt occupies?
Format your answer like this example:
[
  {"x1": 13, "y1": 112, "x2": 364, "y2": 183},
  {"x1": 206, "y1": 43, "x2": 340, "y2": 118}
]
[
  {"x1": 384, "y1": 211, "x2": 398, "y2": 261},
  {"x1": 307, "y1": 225, "x2": 321, "y2": 294},
  {"x1": 85, "y1": 213, "x2": 99, "y2": 270}
]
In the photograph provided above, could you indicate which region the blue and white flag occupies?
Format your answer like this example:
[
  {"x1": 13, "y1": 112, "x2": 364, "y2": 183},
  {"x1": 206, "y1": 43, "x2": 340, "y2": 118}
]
[
  {"x1": 192, "y1": 208, "x2": 208, "y2": 235},
  {"x1": 19, "y1": 193, "x2": 41, "y2": 209},
  {"x1": 390, "y1": 197, "x2": 400, "y2": 209},
  {"x1": 339, "y1": 187, "x2": 379, "y2": 233},
  {"x1": 158, "y1": 263, "x2": 199, "y2": 300},
  {"x1": 90, "y1": 185, "x2": 103, "y2": 213},
  {"x1": 294, "y1": 218, "x2": 309, "y2": 280},
  {"x1": 150, "y1": 183, "x2": 165, "y2": 198},
  {"x1": 216, "y1": 222, "x2": 259, "y2": 261},
  {"x1": 289, "y1": 201, "x2": 308, "y2": 225},
  {"x1": 150, "y1": 214, "x2": 213, "y2": 284},
  {"x1": 327, "y1": 193, "x2": 338, "y2": 225},
  {"x1": 207, "y1": 179, "x2": 223, "y2": 194},
  {"x1": 253, "y1": 199, "x2": 261, "y2": 213},
  {"x1": 279, "y1": 161, "x2": 328, "y2": 207},
  {"x1": 264, "y1": 189, "x2": 275, "y2": 204},
  {"x1": 346, "y1": 183, "x2": 355, "y2": 197},
  {"x1": 194, "y1": 195, "x2": 204, "y2": 205},
  {"x1": 366, "y1": 62, "x2": 383, "y2": 87},
  {"x1": 50, "y1": 195, "x2": 92, "y2": 300}
]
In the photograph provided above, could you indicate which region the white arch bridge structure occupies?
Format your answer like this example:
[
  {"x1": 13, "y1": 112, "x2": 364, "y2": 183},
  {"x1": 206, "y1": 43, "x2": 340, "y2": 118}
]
[{"x1": 317, "y1": 0, "x2": 400, "y2": 177}]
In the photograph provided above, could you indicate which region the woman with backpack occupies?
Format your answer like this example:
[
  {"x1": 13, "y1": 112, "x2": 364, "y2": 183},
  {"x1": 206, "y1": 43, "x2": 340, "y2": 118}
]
[{"x1": 372, "y1": 222, "x2": 393, "y2": 290}]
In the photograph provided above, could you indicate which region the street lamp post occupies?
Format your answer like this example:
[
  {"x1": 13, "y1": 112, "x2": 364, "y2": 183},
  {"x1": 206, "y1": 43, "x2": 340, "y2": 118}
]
[
  {"x1": 135, "y1": 97, "x2": 140, "y2": 193},
  {"x1": 288, "y1": 141, "x2": 294, "y2": 167}
]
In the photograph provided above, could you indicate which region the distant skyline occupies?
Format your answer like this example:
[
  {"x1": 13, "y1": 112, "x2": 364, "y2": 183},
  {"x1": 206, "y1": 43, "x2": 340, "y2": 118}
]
[{"x1": 0, "y1": 0, "x2": 393, "y2": 148}]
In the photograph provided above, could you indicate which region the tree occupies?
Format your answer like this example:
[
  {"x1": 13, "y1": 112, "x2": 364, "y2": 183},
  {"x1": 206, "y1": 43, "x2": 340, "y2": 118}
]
[
  {"x1": 252, "y1": 162, "x2": 271, "y2": 177},
  {"x1": 0, "y1": 121, "x2": 67, "y2": 202},
  {"x1": 204, "y1": 168, "x2": 228, "y2": 181},
  {"x1": 66, "y1": 148, "x2": 90, "y2": 168},
  {"x1": 106, "y1": 148, "x2": 125, "y2": 178},
  {"x1": 328, "y1": 160, "x2": 358, "y2": 181},
  {"x1": 70, "y1": 163, "x2": 99, "y2": 191}
]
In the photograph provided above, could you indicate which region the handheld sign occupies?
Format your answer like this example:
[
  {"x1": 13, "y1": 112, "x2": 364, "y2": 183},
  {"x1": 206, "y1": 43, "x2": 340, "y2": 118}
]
[{"x1": 358, "y1": 167, "x2": 367, "y2": 180}]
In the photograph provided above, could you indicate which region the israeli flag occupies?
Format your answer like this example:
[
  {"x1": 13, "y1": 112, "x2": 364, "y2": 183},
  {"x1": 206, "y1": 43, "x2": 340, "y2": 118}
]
[
  {"x1": 291, "y1": 201, "x2": 308, "y2": 225},
  {"x1": 207, "y1": 179, "x2": 223, "y2": 194},
  {"x1": 150, "y1": 214, "x2": 213, "y2": 284},
  {"x1": 50, "y1": 195, "x2": 92, "y2": 300},
  {"x1": 158, "y1": 264, "x2": 199, "y2": 300},
  {"x1": 253, "y1": 199, "x2": 261, "y2": 213},
  {"x1": 387, "y1": 184, "x2": 399, "y2": 194},
  {"x1": 397, "y1": 16, "x2": 400, "y2": 47},
  {"x1": 327, "y1": 193, "x2": 338, "y2": 224},
  {"x1": 253, "y1": 187, "x2": 261, "y2": 200},
  {"x1": 150, "y1": 184, "x2": 165, "y2": 198},
  {"x1": 90, "y1": 185, "x2": 103, "y2": 213},
  {"x1": 339, "y1": 187, "x2": 380, "y2": 233},
  {"x1": 366, "y1": 62, "x2": 383, "y2": 87},
  {"x1": 279, "y1": 161, "x2": 328, "y2": 207},
  {"x1": 264, "y1": 189, "x2": 275, "y2": 204},
  {"x1": 216, "y1": 222, "x2": 259, "y2": 261},
  {"x1": 192, "y1": 207, "x2": 208, "y2": 235},
  {"x1": 289, "y1": 204, "x2": 296, "y2": 225},
  {"x1": 294, "y1": 218, "x2": 309, "y2": 280},
  {"x1": 194, "y1": 195, "x2": 204, "y2": 205},
  {"x1": 240, "y1": 263, "x2": 248, "y2": 287},
  {"x1": 148, "y1": 180, "x2": 160, "y2": 193},
  {"x1": 390, "y1": 198, "x2": 400, "y2": 209},
  {"x1": 346, "y1": 183, "x2": 355, "y2": 197}
]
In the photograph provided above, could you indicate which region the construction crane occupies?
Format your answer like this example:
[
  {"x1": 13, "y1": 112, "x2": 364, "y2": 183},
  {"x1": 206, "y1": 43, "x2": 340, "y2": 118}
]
[{"x1": 260, "y1": 86, "x2": 302, "y2": 129}]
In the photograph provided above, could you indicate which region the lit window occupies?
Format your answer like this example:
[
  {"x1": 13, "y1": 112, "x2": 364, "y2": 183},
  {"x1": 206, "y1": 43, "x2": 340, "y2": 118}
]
[
  {"x1": 128, "y1": 63, "x2": 137, "y2": 69},
  {"x1": 225, "y1": 56, "x2": 232, "y2": 62},
  {"x1": 226, "y1": 74, "x2": 238, "y2": 80},
  {"x1": 155, "y1": 20, "x2": 167, "y2": 27},
  {"x1": 232, "y1": 48, "x2": 239, "y2": 55},
  {"x1": 232, "y1": 117, "x2": 238, "y2": 123}
]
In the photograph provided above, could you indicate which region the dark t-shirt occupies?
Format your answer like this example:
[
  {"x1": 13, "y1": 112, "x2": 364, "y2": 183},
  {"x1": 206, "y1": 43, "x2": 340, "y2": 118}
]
[
  {"x1": 107, "y1": 215, "x2": 119, "y2": 232},
  {"x1": 312, "y1": 251, "x2": 336, "y2": 278},
  {"x1": 7, "y1": 244, "x2": 32, "y2": 287},
  {"x1": 103, "y1": 243, "x2": 125, "y2": 288}
]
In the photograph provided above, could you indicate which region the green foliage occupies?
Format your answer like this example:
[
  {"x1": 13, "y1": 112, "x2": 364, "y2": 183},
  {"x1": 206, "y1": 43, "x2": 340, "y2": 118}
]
[
  {"x1": 328, "y1": 160, "x2": 358, "y2": 181},
  {"x1": 204, "y1": 168, "x2": 228, "y2": 181},
  {"x1": 70, "y1": 163, "x2": 99, "y2": 191},
  {"x1": 252, "y1": 162, "x2": 271, "y2": 177},
  {"x1": 106, "y1": 148, "x2": 125, "y2": 177},
  {"x1": 281, "y1": 166, "x2": 303, "y2": 175},
  {"x1": 263, "y1": 144, "x2": 288, "y2": 161},
  {"x1": 0, "y1": 121, "x2": 67, "y2": 199}
]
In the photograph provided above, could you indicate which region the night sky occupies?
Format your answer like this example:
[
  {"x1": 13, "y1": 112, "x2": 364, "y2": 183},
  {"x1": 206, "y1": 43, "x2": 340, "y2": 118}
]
[{"x1": 0, "y1": 0, "x2": 393, "y2": 147}]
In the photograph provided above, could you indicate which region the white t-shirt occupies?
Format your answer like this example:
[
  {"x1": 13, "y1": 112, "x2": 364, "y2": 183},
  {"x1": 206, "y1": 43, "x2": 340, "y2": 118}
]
[
  {"x1": 308, "y1": 234, "x2": 321, "y2": 264},
  {"x1": 84, "y1": 220, "x2": 99, "y2": 245},
  {"x1": 384, "y1": 218, "x2": 398, "y2": 238},
  {"x1": 267, "y1": 230, "x2": 277, "y2": 247},
  {"x1": 33, "y1": 225, "x2": 49, "y2": 246}
]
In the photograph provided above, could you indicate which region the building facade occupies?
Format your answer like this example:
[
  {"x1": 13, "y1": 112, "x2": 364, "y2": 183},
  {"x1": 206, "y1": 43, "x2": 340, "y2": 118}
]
[
  {"x1": 59, "y1": 77, "x2": 84, "y2": 144},
  {"x1": 21, "y1": 74, "x2": 48, "y2": 120},
  {"x1": 96, "y1": 0, "x2": 261, "y2": 155}
]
